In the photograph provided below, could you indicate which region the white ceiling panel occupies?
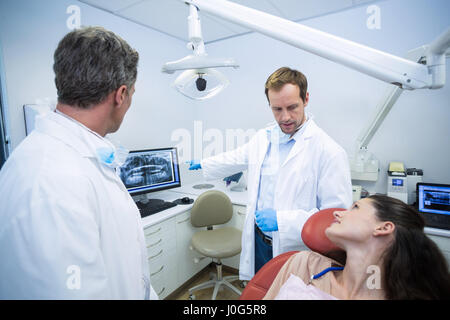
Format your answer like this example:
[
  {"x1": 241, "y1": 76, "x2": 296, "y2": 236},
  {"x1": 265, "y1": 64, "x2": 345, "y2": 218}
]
[
  {"x1": 233, "y1": 0, "x2": 286, "y2": 17},
  {"x1": 201, "y1": 14, "x2": 251, "y2": 35},
  {"x1": 80, "y1": 0, "x2": 143, "y2": 13},
  {"x1": 117, "y1": 0, "x2": 241, "y2": 42},
  {"x1": 116, "y1": 0, "x2": 190, "y2": 41},
  {"x1": 352, "y1": 0, "x2": 378, "y2": 4},
  {"x1": 79, "y1": 0, "x2": 381, "y2": 43},
  {"x1": 268, "y1": 0, "x2": 353, "y2": 21},
  {"x1": 200, "y1": 14, "x2": 243, "y2": 42},
  {"x1": 201, "y1": 0, "x2": 288, "y2": 36}
]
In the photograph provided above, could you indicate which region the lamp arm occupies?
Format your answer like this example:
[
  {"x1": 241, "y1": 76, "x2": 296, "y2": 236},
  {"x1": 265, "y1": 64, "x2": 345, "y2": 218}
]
[
  {"x1": 185, "y1": 0, "x2": 449, "y2": 90},
  {"x1": 357, "y1": 43, "x2": 449, "y2": 150},
  {"x1": 356, "y1": 87, "x2": 403, "y2": 150},
  {"x1": 161, "y1": 3, "x2": 239, "y2": 74},
  {"x1": 187, "y1": 4, "x2": 205, "y2": 56},
  {"x1": 426, "y1": 27, "x2": 450, "y2": 89}
]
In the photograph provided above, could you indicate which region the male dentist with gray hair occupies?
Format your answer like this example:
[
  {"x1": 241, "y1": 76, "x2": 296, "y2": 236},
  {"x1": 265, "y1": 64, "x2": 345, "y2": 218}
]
[{"x1": 0, "y1": 26, "x2": 157, "y2": 299}]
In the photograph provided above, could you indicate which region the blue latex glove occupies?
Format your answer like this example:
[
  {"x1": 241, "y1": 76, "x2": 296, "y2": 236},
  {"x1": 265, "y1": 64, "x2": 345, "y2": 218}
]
[
  {"x1": 255, "y1": 208, "x2": 278, "y2": 232},
  {"x1": 188, "y1": 160, "x2": 202, "y2": 170}
]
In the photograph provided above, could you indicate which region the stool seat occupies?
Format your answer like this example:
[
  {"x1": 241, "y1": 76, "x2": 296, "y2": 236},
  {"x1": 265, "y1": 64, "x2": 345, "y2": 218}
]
[
  {"x1": 188, "y1": 190, "x2": 243, "y2": 300},
  {"x1": 191, "y1": 227, "x2": 242, "y2": 258}
]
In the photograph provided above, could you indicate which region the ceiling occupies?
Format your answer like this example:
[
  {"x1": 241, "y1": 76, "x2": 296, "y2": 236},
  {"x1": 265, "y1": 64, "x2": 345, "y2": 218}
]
[{"x1": 78, "y1": 0, "x2": 377, "y2": 43}]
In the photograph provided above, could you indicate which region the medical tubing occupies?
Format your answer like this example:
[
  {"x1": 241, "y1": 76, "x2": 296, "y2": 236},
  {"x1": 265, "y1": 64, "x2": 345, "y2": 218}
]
[{"x1": 311, "y1": 267, "x2": 344, "y2": 281}]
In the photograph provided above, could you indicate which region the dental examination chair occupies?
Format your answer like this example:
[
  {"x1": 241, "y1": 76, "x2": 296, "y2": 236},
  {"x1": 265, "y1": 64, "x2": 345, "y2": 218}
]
[{"x1": 239, "y1": 208, "x2": 346, "y2": 300}]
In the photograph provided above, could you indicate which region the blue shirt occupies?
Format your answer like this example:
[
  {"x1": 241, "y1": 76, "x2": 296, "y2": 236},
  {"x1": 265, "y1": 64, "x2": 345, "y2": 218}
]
[
  {"x1": 256, "y1": 139, "x2": 295, "y2": 212},
  {"x1": 255, "y1": 116, "x2": 311, "y2": 237}
]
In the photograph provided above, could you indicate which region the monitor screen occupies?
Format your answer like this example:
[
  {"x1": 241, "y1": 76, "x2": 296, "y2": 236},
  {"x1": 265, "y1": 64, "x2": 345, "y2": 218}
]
[
  {"x1": 416, "y1": 183, "x2": 450, "y2": 230},
  {"x1": 118, "y1": 147, "x2": 181, "y2": 196}
]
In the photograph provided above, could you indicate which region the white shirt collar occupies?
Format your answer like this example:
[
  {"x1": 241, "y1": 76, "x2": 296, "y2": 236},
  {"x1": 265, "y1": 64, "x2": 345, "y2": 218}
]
[
  {"x1": 265, "y1": 112, "x2": 313, "y2": 143},
  {"x1": 290, "y1": 112, "x2": 312, "y2": 142},
  {"x1": 35, "y1": 110, "x2": 114, "y2": 158}
]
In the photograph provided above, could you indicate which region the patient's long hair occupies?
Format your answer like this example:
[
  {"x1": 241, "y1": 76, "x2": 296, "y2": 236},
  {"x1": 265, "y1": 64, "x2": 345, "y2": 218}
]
[{"x1": 369, "y1": 194, "x2": 450, "y2": 299}]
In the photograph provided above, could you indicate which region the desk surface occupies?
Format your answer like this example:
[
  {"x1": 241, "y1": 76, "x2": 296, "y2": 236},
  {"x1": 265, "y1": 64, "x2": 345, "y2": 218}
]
[
  {"x1": 169, "y1": 180, "x2": 248, "y2": 206},
  {"x1": 140, "y1": 179, "x2": 248, "y2": 228},
  {"x1": 424, "y1": 227, "x2": 450, "y2": 238}
]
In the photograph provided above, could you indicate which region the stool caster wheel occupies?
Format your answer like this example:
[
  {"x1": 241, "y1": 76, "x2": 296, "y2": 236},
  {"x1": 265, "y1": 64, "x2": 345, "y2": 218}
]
[{"x1": 188, "y1": 294, "x2": 196, "y2": 300}]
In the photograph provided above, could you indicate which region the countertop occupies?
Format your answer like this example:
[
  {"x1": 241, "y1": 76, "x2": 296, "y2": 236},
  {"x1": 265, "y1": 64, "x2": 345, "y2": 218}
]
[
  {"x1": 140, "y1": 179, "x2": 248, "y2": 228},
  {"x1": 139, "y1": 180, "x2": 450, "y2": 238}
]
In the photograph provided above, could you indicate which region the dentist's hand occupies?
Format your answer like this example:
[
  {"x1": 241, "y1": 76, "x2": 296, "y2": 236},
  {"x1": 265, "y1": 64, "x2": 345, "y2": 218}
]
[
  {"x1": 255, "y1": 208, "x2": 278, "y2": 232},
  {"x1": 188, "y1": 160, "x2": 202, "y2": 170}
]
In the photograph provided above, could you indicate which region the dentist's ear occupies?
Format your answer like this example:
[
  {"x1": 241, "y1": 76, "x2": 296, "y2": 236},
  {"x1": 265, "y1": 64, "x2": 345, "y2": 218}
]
[
  {"x1": 373, "y1": 221, "x2": 395, "y2": 236},
  {"x1": 303, "y1": 92, "x2": 309, "y2": 107},
  {"x1": 114, "y1": 85, "x2": 128, "y2": 107}
]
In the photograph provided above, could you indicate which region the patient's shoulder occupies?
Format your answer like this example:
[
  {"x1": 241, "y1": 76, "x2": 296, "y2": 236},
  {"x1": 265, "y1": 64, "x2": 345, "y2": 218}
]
[
  {"x1": 290, "y1": 250, "x2": 333, "y2": 263},
  {"x1": 263, "y1": 251, "x2": 337, "y2": 300},
  {"x1": 288, "y1": 251, "x2": 339, "y2": 276}
]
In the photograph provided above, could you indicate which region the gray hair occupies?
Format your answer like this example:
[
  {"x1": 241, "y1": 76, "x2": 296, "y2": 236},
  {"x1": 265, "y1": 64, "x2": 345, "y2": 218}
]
[{"x1": 53, "y1": 26, "x2": 139, "y2": 109}]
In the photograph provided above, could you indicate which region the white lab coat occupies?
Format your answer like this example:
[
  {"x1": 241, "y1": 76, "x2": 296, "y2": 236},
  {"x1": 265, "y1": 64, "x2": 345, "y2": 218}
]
[
  {"x1": 0, "y1": 111, "x2": 157, "y2": 299},
  {"x1": 201, "y1": 119, "x2": 352, "y2": 280}
]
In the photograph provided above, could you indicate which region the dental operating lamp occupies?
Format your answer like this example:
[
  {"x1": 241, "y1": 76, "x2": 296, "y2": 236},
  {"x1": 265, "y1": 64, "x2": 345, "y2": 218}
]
[
  {"x1": 162, "y1": 4, "x2": 239, "y2": 100},
  {"x1": 178, "y1": 0, "x2": 449, "y2": 90},
  {"x1": 164, "y1": 0, "x2": 449, "y2": 181}
]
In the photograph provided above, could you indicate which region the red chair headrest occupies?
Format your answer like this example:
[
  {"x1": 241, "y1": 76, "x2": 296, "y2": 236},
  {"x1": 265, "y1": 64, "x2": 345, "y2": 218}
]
[
  {"x1": 240, "y1": 208, "x2": 346, "y2": 300},
  {"x1": 301, "y1": 208, "x2": 345, "y2": 257}
]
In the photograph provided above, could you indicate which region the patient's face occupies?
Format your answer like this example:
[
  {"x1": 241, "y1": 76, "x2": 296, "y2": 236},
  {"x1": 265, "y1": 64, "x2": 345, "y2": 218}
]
[{"x1": 325, "y1": 198, "x2": 380, "y2": 247}]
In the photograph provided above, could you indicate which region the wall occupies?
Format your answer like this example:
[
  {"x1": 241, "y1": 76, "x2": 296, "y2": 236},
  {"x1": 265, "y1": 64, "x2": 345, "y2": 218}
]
[
  {"x1": 191, "y1": 0, "x2": 450, "y2": 195},
  {"x1": 0, "y1": 0, "x2": 203, "y2": 184},
  {"x1": 1, "y1": 0, "x2": 449, "y2": 194}
]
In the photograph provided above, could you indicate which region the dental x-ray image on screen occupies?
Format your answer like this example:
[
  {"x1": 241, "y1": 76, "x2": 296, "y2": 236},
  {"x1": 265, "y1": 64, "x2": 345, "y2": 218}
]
[
  {"x1": 118, "y1": 147, "x2": 181, "y2": 195},
  {"x1": 122, "y1": 152, "x2": 173, "y2": 186}
]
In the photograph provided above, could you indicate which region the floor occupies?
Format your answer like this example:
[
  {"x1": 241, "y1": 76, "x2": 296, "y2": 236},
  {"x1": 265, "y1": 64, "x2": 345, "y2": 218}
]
[{"x1": 170, "y1": 263, "x2": 245, "y2": 300}]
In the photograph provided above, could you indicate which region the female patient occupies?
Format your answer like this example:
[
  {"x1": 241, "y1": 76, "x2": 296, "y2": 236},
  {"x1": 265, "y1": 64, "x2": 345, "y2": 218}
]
[{"x1": 263, "y1": 195, "x2": 450, "y2": 300}]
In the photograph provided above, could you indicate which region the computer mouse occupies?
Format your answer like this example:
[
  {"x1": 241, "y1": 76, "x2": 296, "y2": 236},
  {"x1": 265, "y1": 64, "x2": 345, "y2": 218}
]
[{"x1": 181, "y1": 197, "x2": 191, "y2": 204}]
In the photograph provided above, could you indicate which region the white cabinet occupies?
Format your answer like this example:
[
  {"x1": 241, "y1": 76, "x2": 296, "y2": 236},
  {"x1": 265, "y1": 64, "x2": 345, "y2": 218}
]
[
  {"x1": 175, "y1": 210, "x2": 210, "y2": 285},
  {"x1": 142, "y1": 201, "x2": 247, "y2": 299},
  {"x1": 143, "y1": 209, "x2": 213, "y2": 299},
  {"x1": 231, "y1": 204, "x2": 247, "y2": 231},
  {"x1": 222, "y1": 204, "x2": 247, "y2": 270},
  {"x1": 143, "y1": 217, "x2": 177, "y2": 299}
]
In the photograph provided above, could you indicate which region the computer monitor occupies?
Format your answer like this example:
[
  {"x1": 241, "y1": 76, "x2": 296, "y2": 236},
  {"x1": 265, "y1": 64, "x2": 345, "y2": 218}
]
[
  {"x1": 118, "y1": 147, "x2": 181, "y2": 196},
  {"x1": 416, "y1": 182, "x2": 450, "y2": 230}
]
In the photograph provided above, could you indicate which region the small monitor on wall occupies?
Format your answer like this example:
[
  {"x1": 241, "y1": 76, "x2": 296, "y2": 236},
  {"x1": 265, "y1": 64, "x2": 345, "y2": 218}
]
[
  {"x1": 416, "y1": 182, "x2": 450, "y2": 230},
  {"x1": 118, "y1": 147, "x2": 181, "y2": 196}
]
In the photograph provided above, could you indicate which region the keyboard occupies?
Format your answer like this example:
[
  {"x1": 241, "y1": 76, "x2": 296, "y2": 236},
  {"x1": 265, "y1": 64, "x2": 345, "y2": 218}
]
[{"x1": 136, "y1": 199, "x2": 177, "y2": 218}]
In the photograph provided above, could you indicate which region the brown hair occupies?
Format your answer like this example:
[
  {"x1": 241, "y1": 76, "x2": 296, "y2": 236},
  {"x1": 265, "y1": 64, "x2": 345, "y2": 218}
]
[
  {"x1": 369, "y1": 194, "x2": 450, "y2": 299},
  {"x1": 264, "y1": 67, "x2": 308, "y2": 104}
]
